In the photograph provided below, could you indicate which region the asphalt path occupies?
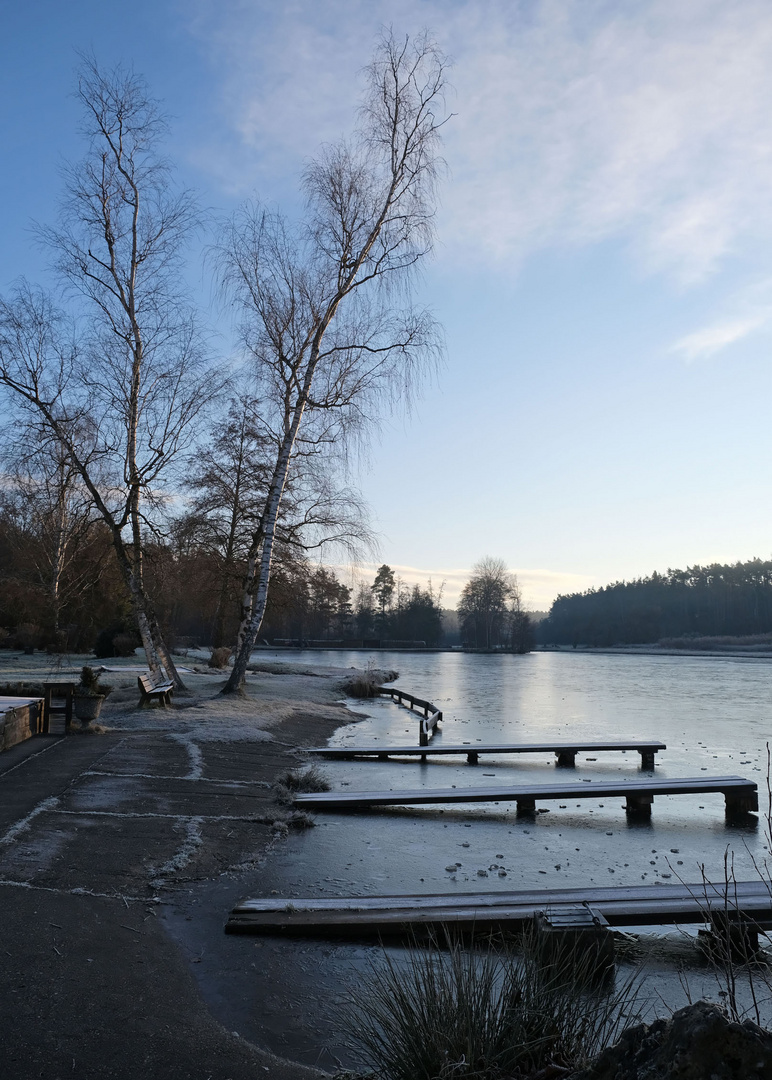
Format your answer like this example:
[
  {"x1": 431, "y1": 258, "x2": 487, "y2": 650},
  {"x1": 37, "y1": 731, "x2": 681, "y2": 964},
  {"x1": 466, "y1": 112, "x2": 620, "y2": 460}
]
[{"x1": 0, "y1": 723, "x2": 335, "y2": 1080}]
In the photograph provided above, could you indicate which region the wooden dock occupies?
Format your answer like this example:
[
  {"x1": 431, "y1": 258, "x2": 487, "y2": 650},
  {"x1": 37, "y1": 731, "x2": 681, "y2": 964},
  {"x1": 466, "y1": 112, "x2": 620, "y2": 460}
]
[
  {"x1": 226, "y1": 878, "x2": 772, "y2": 936},
  {"x1": 306, "y1": 740, "x2": 667, "y2": 768},
  {"x1": 293, "y1": 775, "x2": 758, "y2": 817}
]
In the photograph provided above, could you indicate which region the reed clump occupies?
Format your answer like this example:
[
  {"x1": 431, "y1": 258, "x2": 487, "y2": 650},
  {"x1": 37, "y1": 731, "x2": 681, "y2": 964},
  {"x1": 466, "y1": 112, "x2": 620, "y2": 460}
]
[
  {"x1": 275, "y1": 765, "x2": 331, "y2": 805},
  {"x1": 345, "y1": 928, "x2": 643, "y2": 1080},
  {"x1": 342, "y1": 673, "x2": 383, "y2": 698}
]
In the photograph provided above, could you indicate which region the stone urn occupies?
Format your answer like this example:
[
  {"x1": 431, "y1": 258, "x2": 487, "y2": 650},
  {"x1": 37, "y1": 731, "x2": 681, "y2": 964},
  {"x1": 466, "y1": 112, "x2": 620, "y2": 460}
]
[
  {"x1": 73, "y1": 692, "x2": 105, "y2": 727},
  {"x1": 72, "y1": 665, "x2": 111, "y2": 728}
]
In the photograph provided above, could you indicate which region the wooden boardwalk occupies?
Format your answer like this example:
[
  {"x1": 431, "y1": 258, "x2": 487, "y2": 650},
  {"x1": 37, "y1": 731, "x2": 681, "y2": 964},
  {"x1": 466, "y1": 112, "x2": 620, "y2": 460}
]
[
  {"x1": 226, "y1": 878, "x2": 772, "y2": 935},
  {"x1": 375, "y1": 687, "x2": 442, "y2": 745},
  {"x1": 293, "y1": 775, "x2": 758, "y2": 817},
  {"x1": 306, "y1": 740, "x2": 667, "y2": 768}
]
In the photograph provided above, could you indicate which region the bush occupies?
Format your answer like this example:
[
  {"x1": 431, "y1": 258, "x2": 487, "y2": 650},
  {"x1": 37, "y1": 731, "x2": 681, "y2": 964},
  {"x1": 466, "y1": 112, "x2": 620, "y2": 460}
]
[
  {"x1": 208, "y1": 646, "x2": 232, "y2": 669},
  {"x1": 342, "y1": 673, "x2": 383, "y2": 698},
  {"x1": 15, "y1": 623, "x2": 41, "y2": 651},
  {"x1": 0, "y1": 681, "x2": 47, "y2": 698},
  {"x1": 112, "y1": 633, "x2": 139, "y2": 657}
]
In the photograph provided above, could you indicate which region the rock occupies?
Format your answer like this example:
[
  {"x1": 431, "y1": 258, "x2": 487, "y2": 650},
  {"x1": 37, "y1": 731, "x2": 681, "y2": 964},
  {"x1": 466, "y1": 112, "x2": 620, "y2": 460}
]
[{"x1": 569, "y1": 1001, "x2": 772, "y2": 1080}]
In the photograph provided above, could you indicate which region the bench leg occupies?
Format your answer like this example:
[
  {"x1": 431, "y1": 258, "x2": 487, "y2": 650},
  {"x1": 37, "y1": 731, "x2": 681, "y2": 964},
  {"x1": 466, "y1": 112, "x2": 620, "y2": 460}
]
[
  {"x1": 467, "y1": 752, "x2": 479, "y2": 765},
  {"x1": 639, "y1": 751, "x2": 655, "y2": 770},
  {"x1": 517, "y1": 797, "x2": 536, "y2": 814},
  {"x1": 625, "y1": 794, "x2": 653, "y2": 818},
  {"x1": 555, "y1": 750, "x2": 577, "y2": 768}
]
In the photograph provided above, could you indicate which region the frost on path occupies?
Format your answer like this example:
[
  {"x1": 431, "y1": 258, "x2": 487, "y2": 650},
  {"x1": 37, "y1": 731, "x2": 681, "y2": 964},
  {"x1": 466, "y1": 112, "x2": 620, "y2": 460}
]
[
  {"x1": 149, "y1": 815, "x2": 204, "y2": 887},
  {"x1": 0, "y1": 796, "x2": 59, "y2": 846},
  {"x1": 169, "y1": 732, "x2": 203, "y2": 779}
]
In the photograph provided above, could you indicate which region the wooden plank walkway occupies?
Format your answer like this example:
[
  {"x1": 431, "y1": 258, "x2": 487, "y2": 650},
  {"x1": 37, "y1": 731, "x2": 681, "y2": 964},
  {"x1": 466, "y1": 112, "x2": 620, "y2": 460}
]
[
  {"x1": 226, "y1": 879, "x2": 772, "y2": 935},
  {"x1": 306, "y1": 740, "x2": 667, "y2": 768},
  {"x1": 293, "y1": 775, "x2": 758, "y2": 817}
]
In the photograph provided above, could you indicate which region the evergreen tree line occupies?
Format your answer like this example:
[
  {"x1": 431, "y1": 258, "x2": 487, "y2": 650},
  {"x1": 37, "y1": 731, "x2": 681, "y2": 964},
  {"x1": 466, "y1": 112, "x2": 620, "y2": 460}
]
[{"x1": 540, "y1": 559, "x2": 772, "y2": 646}]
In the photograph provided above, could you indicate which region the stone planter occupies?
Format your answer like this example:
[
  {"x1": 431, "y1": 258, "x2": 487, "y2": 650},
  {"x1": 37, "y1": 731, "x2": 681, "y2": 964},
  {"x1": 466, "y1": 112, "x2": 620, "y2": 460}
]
[{"x1": 73, "y1": 693, "x2": 105, "y2": 727}]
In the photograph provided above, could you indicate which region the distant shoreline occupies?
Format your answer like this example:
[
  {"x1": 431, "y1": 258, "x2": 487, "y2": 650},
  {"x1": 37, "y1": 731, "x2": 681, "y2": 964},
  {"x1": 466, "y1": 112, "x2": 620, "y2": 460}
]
[{"x1": 537, "y1": 644, "x2": 772, "y2": 659}]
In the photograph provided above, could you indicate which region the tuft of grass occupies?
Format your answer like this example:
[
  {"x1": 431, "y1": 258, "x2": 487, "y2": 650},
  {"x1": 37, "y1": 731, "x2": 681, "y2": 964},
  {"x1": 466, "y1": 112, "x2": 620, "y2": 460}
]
[
  {"x1": 344, "y1": 927, "x2": 644, "y2": 1080},
  {"x1": 277, "y1": 764, "x2": 331, "y2": 792},
  {"x1": 275, "y1": 765, "x2": 331, "y2": 805},
  {"x1": 342, "y1": 674, "x2": 383, "y2": 698}
]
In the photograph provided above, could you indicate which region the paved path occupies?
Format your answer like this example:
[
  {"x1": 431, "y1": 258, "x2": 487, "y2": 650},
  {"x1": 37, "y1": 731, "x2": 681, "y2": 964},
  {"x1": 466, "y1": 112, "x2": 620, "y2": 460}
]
[{"x1": 0, "y1": 726, "x2": 331, "y2": 1080}]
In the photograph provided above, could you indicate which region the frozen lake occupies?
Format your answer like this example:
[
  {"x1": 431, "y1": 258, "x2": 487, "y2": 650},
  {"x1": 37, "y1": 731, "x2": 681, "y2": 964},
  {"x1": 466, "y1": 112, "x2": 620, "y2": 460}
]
[{"x1": 211, "y1": 650, "x2": 772, "y2": 1068}]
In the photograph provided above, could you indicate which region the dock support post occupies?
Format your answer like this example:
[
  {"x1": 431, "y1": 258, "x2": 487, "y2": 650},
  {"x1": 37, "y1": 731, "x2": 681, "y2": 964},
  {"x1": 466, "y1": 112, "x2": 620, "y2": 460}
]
[
  {"x1": 700, "y1": 913, "x2": 761, "y2": 961},
  {"x1": 724, "y1": 790, "x2": 758, "y2": 816},
  {"x1": 625, "y1": 793, "x2": 654, "y2": 818},
  {"x1": 534, "y1": 905, "x2": 614, "y2": 982}
]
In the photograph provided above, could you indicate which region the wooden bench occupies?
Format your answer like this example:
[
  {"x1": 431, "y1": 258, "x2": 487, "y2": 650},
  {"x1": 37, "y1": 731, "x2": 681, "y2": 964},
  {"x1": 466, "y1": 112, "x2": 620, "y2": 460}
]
[
  {"x1": 293, "y1": 775, "x2": 758, "y2": 818},
  {"x1": 306, "y1": 740, "x2": 667, "y2": 769},
  {"x1": 137, "y1": 670, "x2": 174, "y2": 708},
  {"x1": 226, "y1": 878, "x2": 772, "y2": 937}
]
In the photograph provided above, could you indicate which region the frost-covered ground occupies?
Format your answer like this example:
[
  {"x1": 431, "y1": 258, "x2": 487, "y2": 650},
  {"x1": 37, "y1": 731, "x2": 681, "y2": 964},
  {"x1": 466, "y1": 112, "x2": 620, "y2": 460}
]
[{"x1": 0, "y1": 648, "x2": 388, "y2": 741}]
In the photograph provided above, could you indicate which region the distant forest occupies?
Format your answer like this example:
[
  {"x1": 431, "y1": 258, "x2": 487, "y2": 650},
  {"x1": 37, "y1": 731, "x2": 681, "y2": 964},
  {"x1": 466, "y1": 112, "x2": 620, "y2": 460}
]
[
  {"x1": 0, "y1": 511, "x2": 446, "y2": 654},
  {"x1": 540, "y1": 559, "x2": 772, "y2": 646}
]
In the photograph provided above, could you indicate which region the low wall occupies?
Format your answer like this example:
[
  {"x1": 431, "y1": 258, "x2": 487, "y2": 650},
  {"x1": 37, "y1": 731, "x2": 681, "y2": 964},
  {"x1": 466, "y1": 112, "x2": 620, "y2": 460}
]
[{"x1": 0, "y1": 696, "x2": 44, "y2": 752}]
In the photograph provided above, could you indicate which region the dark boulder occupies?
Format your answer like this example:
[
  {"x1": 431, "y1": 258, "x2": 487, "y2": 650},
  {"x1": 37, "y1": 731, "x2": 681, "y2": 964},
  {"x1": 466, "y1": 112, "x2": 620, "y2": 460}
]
[{"x1": 569, "y1": 1000, "x2": 772, "y2": 1080}]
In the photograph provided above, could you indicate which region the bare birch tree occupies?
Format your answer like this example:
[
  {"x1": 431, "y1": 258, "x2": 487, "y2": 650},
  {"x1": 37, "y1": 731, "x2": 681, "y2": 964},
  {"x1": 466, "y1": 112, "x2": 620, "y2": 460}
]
[
  {"x1": 218, "y1": 31, "x2": 448, "y2": 693},
  {"x1": 182, "y1": 396, "x2": 371, "y2": 647},
  {"x1": 0, "y1": 61, "x2": 222, "y2": 686}
]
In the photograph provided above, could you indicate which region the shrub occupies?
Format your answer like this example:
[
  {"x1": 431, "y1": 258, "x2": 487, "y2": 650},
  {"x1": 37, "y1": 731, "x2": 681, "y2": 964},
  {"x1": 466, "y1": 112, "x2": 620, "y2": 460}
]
[
  {"x1": 15, "y1": 623, "x2": 41, "y2": 651},
  {"x1": 0, "y1": 681, "x2": 47, "y2": 698},
  {"x1": 77, "y1": 666, "x2": 113, "y2": 698},
  {"x1": 112, "y1": 633, "x2": 139, "y2": 657},
  {"x1": 208, "y1": 646, "x2": 233, "y2": 669}
]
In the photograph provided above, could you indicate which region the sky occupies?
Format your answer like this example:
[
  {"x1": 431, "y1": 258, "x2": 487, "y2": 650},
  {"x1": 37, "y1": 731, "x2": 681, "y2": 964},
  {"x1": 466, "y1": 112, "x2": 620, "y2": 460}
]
[{"x1": 2, "y1": 0, "x2": 772, "y2": 609}]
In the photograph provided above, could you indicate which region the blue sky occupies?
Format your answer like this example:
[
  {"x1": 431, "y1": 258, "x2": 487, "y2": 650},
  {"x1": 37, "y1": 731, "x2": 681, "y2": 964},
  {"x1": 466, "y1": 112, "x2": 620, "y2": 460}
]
[{"x1": 3, "y1": 0, "x2": 772, "y2": 607}]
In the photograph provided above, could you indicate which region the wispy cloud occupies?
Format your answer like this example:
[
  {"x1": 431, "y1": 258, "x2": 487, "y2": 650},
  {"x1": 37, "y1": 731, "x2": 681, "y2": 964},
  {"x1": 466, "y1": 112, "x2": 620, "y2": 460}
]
[
  {"x1": 186, "y1": 0, "x2": 772, "y2": 284},
  {"x1": 670, "y1": 277, "x2": 772, "y2": 360},
  {"x1": 672, "y1": 314, "x2": 770, "y2": 362}
]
